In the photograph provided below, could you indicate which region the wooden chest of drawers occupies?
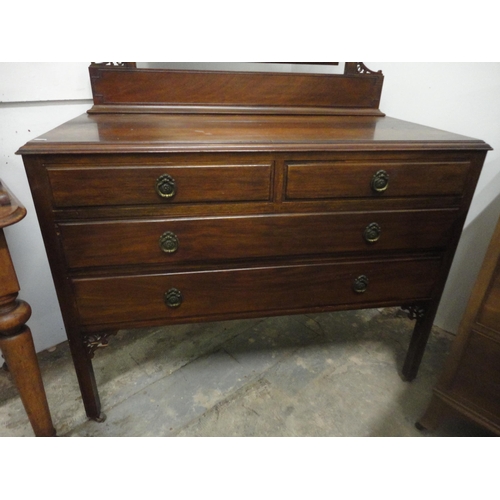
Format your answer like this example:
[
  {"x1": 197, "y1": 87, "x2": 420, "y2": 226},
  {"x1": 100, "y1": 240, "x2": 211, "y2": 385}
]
[{"x1": 17, "y1": 63, "x2": 491, "y2": 421}]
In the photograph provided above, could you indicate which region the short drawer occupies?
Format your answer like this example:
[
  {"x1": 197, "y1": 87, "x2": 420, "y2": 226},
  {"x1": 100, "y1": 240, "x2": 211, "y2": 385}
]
[
  {"x1": 60, "y1": 209, "x2": 458, "y2": 269},
  {"x1": 285, "y1": 160, "x2": 470, "y2": 200},
  {"x1": 73, "y1": 257, "x2": 442, "y2": 326},
  {"x1": 47, "y1": 163, "x2": 273, "y2": 207}
]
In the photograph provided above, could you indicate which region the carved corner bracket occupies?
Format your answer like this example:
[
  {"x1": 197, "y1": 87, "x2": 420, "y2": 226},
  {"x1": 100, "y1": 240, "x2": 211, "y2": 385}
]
[
  {"x1": 83, "y1": 332, "x2": 117, "y2": 358},
  {"x1": 401, "y1": 304, "x2": 427, "y2": 323},
  {"x1": 344, "y1": 62, "x2": 383, "y2": 76},
  {"x1": 90, "y1": 62, "x2": 136, "y2": 68}
]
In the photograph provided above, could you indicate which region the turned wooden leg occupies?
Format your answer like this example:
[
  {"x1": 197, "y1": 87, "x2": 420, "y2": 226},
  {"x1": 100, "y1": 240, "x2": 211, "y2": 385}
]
[
  {"x1": 401, "y1": 302, "x2": 436, "y2": 381},
  {"x1": 0, "y1": 297, "x2": 56, "y2": 437},
  {"x1": 0, "y1": 180, "x2": 55, "y2": 435}
]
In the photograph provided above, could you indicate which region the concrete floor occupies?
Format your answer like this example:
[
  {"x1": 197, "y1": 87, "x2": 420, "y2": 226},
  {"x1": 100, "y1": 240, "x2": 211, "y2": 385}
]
[{"x1": 0, "y1": 307, "x2": 494, "y2": 437}]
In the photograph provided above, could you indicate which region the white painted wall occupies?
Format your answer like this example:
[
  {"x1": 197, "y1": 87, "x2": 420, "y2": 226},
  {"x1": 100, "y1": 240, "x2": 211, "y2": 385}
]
[{"x1": 0, "y1": 62, "x2": 499, "y2": 354}]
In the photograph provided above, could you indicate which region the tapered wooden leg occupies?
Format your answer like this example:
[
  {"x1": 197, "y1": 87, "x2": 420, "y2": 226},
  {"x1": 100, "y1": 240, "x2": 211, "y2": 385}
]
[
  {"x1": 401, "y1": 302, "x2": 436, "y2": 381},
  {"x1": 66, "y1": 330, "x2": 117, "y2": 422},
  {"x1": 67, "y1": 335, "x2": 105, "y2": 422},
  {"x1": 0, "y1": 320, "x2": 56, "y2": 437}
]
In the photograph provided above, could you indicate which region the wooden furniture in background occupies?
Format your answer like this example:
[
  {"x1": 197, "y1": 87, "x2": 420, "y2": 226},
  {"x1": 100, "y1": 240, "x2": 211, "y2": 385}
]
[
  {"x1": 0, "y1": 179, "x2": 55, "y2": 437},
  {"x1": 17, "y1": 62, "x2": 491, "y2": 422},
  {"x1": 417, "y1": 211, "x2": 500, "y2": 435}
]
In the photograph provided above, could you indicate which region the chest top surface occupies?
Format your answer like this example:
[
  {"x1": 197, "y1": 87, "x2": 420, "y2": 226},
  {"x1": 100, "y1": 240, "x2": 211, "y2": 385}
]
[
  {"x1": 17, "y1": 62, "x2": 491, "y2": 156},
  {"x1": 18, "y1": 113, "x2": 490, "y2": 155}
]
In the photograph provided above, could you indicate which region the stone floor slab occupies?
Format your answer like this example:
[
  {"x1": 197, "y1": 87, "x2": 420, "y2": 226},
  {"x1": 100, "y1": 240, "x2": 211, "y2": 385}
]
[{"x1": 0, "y1": 309, "x2": 494, "y2": 437}]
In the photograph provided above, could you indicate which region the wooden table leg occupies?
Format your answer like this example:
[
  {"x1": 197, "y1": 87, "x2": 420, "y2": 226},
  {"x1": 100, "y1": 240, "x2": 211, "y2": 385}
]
[
  {"x1": 0, "y1": 240, "x2": 56, "y2": 437},
  {"x1": 0, "y1": 321, "x2": 56, "y2": 437},
  {"x1": 0, "y1": 179, "x2": 56, "y2": 436}
]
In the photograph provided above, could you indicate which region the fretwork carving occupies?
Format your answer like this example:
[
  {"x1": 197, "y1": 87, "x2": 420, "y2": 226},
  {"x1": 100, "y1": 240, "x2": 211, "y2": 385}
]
[
  {"x1": 90, "y1": 62, "x2": 136, "y2": 68},
  {"x1": 401, "y1": 304, "x2": 427, "y2": 323},
  {"x1": 83, "y1": 332, "x2": 116, "y2": 358},
  {"x1": 344, "y1": 62, "x2": 382, "y2": 76}
]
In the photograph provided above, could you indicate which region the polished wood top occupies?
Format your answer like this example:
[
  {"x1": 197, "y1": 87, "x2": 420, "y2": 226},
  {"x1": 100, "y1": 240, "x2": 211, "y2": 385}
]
[
  {"x1": 17, "y1": 113, "x2": 491, "y2": 155},
  {"x1": 0, "y1": 180, "x2": 26, "y2": 229}
]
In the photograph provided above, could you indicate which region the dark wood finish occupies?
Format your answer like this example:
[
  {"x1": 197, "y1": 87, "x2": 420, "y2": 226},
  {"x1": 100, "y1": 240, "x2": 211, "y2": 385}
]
[
  {"x1": 88, "y1": 62, "x2": 384, "y2": 115},
  {"x1": 0, "y1": 179, "x2": 56, "y2": 437},
  {"x1": 47, "y1": 162, "x2": 273, "y2": 207},
  {"x1": 17, "y1": 63, "x2": 491, "y2": 422},
  {"x1": 285, "y1": 160, "x2": 470, "y2": 200},
  {"x1": 59, "y1": 210, "x2": 457, "y2": 269},
  {"x1": 73, "y1": 257, "x2": 442, "y2": 328},
  {"x1": 418, "y1": 211, "x2": 500, "y2": 435},
  {"x1": 20, "y1": 114, "x2": 485, "y2": 155}
]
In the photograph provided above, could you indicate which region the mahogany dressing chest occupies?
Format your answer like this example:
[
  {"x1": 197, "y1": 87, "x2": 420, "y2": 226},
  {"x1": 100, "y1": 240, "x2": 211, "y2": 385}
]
[{"x1": 17, "y1": 63, "x2": 491, "y2": 422}]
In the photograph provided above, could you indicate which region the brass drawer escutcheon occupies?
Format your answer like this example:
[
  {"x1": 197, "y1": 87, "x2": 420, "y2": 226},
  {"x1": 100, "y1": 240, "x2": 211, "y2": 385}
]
[
  {"x1": 159, "y1": 231, "x2": 179, "y2": 253},
  {"x1": 164, "y1": 288, "x2": 183, "y2": 308},
  {"x1": 371, "y1": 170, "x2": 389, "y2": 193},
  {"x1": 363, "y1": 222, "x2": 382, "y2": 243},
  {"x1": 353, "y1": 275, "x2": 369, "y2": 293},
  {"x1": 155, "y1": 174, "x2": 177, "y2": 199}
]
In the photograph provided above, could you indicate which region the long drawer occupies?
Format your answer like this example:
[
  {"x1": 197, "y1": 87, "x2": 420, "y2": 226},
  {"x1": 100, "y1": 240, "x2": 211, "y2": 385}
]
[
  {"x1": 73, "y1": 257, "x2": 442, "y2": 327},
  {"x1": 60, "y1": 209, "x2": 458, "y2": 269},
  {"x1": 47, "y1": 163, "x2": 273, "y2": 207},
  {"x1": 285, "y1": 160, "x2": 470, "y2": 200}
]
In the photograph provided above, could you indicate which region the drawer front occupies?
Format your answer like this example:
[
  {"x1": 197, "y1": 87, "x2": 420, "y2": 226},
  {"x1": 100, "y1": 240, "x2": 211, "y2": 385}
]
[
  {"x1": 73, "y1": 257, "x2": 442, "y2": 326},
  {"x1": 60, "y1": 209, "x2": 457, "y2": 269},
  {"x1": 285, "y1": 160, "x2": 470, "y2": 200},
  {"x1": 47, "y1": 163, "x2": 273, "y2": 207}
]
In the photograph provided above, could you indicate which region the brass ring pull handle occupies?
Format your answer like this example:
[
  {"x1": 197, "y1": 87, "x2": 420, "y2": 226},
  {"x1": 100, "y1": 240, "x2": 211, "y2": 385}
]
[
  {"x1": 165, "y1": 288, "x2": 183, "y2": 308},
  {"x1": 371, "y1": 170, "x2": 389, "y2": 193},
  {"x1": 159, "y1": 231, "x2": 179, "y2": 253},
  {"x1": 363, "y1": 222, "x2": 381, "y2": 243},
  {"x1": 353, "y1": 275, "x2": 369, "y2": 294},
  {"x1": 155, "y1": 174, "x2": 177, "y2": 199}
]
